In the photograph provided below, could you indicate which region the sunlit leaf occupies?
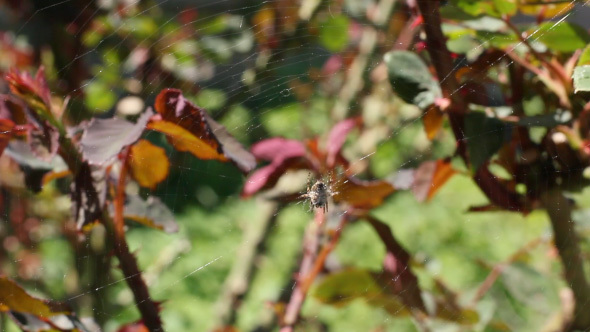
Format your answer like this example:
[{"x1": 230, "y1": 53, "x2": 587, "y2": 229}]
[
  {"x1": 5, "y1": 66, "x2": 52, "y2": 114},
  {"x1": 314, "y1": 269, "x2": 381, "y2": 305},
  {"x1": 326, "y1": 117, "x2": 361, "y2": 167},
  {"x1": 578, "y1": 45, "x2": 590, "y2": 67},
  {"x1": 314, "y1": 269, "x2": 410, "y2": 316},
  {"x1": 531, "y1": 22, "x2": 590, "y2": 53},
  {"x1": 80, "y1": 109, "x2": 152, "y2": 165},
  {"x1": 84, "y1": 80, "x2": 117, "y2": 112},
  {"x1": 123, "y1": 195, "x2": 178, "y2": 233},
  {"x1": 0, "y1": 276, "x2": 69, "y2": 318},
  {"x1": 518, "y1": 0, "x2": 574, "y2": 17},
  {"x1": 129, "y1": 139, "x2": 169, "y2": 190},
  {"x1": 422, "y1": 105, "x2": 444, "y2": 140},
  {"x1": 150, "y1": 89, "x2": 255, "y2": 173},
  {"x1": 384, "y1": 51, "x2": 442, "y2": 110},
  {"x1": 251, "y1": 137, "x2": 307, "y2": 161},
  {"x1": 242, "y1": 157, "x2": 309, "y2": 197},
  {"x1": 334, "y1": 176, "x2": 395, "y2": 209},
  {"x1": 412, "y1": 159, "x2": 457, "y2": 201},
  {"x1": 573, "y1": 65, "x2": 590, "y2": 93}
]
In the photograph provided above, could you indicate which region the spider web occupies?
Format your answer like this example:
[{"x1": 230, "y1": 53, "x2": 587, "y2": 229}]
[{"x1": 1, "y1": 0, "x2": 590, "y2": 331}]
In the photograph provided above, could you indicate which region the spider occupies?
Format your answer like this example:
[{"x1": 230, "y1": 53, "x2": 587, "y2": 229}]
[{"x1": 300, "y1": 176, "x2": 338, "y2": 212}]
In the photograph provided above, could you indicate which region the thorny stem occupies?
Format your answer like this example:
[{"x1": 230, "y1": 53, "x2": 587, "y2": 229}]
[
  {"x1": 540, "y1": 189, "x2": 590, "y2": 330},
  {"x1": 108, "y1": 148, "x2": 163, "y2": 332}
]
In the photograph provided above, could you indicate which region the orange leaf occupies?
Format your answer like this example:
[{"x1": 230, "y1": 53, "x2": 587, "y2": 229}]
[
  {"x1": 252, "y1": 5, "x2": 275, "y2": 44},
  {"x1": 334, "y1": 177, "x2": 395, "y2": 209},
  {"x1": 412, "y1": 159, "x2": 456, "y2": 202},
  {"x1": 148, "y1": 121, "x2": 227, "y2": 162},
  {"x1": 0, "y1": 276, "x2": 69, "y2": 317},
  {"x1": 129, "y1": 139, "x2": 170, "y2": 190},
  {"x1": 422, "y1": 105, "x2": 444, "y2": 140}
]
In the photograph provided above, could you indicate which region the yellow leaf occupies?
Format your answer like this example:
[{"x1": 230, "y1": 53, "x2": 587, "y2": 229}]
[{"x1": 129, "y1": 139, "x2": 170, "y2": 189}]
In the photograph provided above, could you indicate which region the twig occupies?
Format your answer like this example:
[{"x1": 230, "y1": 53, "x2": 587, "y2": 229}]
[{"x1": 280, "y1": 209, "x2": 324, "y2": 332}]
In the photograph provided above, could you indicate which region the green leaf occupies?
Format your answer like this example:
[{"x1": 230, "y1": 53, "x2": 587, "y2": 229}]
[
  {"x1": 84, "y1": 81, "x2": 116, "y2": 112},
  {"x1": 573, "y1": 65, "x2": 590, "y2": 92},
  {"x1": 578, "y1": 45, "x2": 590, "y2": 66},
  {"x1": 464, "y1": 112, "x2": 512, "y2": 171},
  {"x1": 500, "y1": 263, "x2": 560, "y2": 313},
  {"x1": 313, "y1": 269, "x2": 410, "y2": 316},
  {"x1": 493, "y1": 0, "x2": 516, "y2": 15},
  {"x1": 260, "y1": 103, "x2": 303, "y2": 139},
  {"x1": 532, "y1": 22, "x2": 590, "y2": 53},
  {"x1": 384, "y1": 51, "x2": 442, "y2": 110},
  {"x1": 319, "y1": 15, "x2": 350, "y2": 52}
]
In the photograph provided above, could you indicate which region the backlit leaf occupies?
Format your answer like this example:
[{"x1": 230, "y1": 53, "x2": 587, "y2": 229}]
[
  {"x1": 334, "y1": 176, "x2": 395, "y2": 209},
  {"x1": 0, "y1": 276, "x2": 69, "y2": 318},
  {"x1": 326, "y1": 117, "x2": 361, "y2": 167},
  {"x1": 412, "y1": 159, "x2": 456, "y2": 202},
  {"x1": 129, "y1": 139, "x2": 169, "y2": 190},
  {"x1": 314, "y1": 269, "x2": 381, "y2": 305},
  {"x1": 422, "y1": 105, "x2": 444, "y2": 140},
  {"x1": 532, "y1": 22, "x2": 590, "y2": 53},
  {"x1": 151, "y1": 89, "x2": 255, "y2": 173},
  {"x1": 5, "y1": 66, "x2": 52, "y2": 114}
]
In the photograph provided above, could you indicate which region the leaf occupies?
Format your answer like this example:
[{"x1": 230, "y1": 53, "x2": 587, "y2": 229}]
[
  {"x1": 84, "y1": 80, "x2": 117, "y2": 112},
  {"x1": 5, "y1": 66, "x2": 52, "y2": 114},
  {"x1": 319, "y1": 15, "x2": 350, "y2": 52},
  {"x1": 412, "y1": 159, "x2": 457, "y2": 202},
  {"x1": 573, "y1": 65, "x2": 590, "y2": 93},
  {"x1": 326, "y1": 117, "x2": 361, "y2": 167},
  {"x1": 118, "y1": 321, "x2": 149, "y2": 332},
  {"x1": 518, "y1": 1, "x2": 574, "y2": 17},
  {"x1": 334, "y1": 176, "x2": 395, "y2": 209},
  {"x1": 150, "y1": 89, "x2": 255, "y2": 173},
  {"x1": 0, "y1": 276, "x2": 69, "y2": 318},
  {"x1": 314, "y1": 269, "x2": 382, "y2": 305},
  {"x1": 80, "y1": 109, "x2": 152, "y2": 165},
  {"x1": 578, "y1": 45, "x2": 590, "y2": 66},
  {"x1": 242, "y1": 157, "x2": 309, "y2": 197},
  {"x1": 314, "y1": 269, "x2": 410, "y2": 316},
  {"x1": 532, "y1": 22, "x2": 590, "y2": 53},
  {"x1": 464, "y1": 112, "x2": 512, "y2": 171},
  {"x1": 123, "y1": 195, "x2": 178, "y2": 233},
  {"x1": 251, "y1": 137, "x2": 307, "y2": 161},
  {"x1": 422, "y1": 105, "x2": 444, "y2": 140},
  {"x1": 384, "y1": 51, "x2": 442, "y2": 110},
  {"x1": 129, "y1": 140, "x2": 169, "y2": 190}
]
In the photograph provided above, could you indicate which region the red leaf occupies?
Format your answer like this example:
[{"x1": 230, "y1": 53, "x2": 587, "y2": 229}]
[
  {"x1": 334, "y1": 176, "x2": 395, "y2": 209},
  {"x1": 251, "y1": 137, "x2": 306, "y2": 161},
  {"x1": 151, "y1": 89, "x2": 255, "y2": 173},
  {"x1": 326, "y1": 117, "x2": 361, "y2": 167},
  {"x1": 242, "y1": 157, "x2": 309, "y2": 197},
  {"x1": 412, "y1": 159, "x2": 456, "y2": 202},
  {"x1": 5, "y1": 66, "x2": 52, "y2": 110},
  {"x1": 117, "y1": 321, "x2": 149, "y2": 332}
]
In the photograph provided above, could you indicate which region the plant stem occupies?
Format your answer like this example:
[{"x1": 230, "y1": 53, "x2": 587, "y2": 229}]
[
  {"x1": 108, "y1": 149, "x2": 164, "y2": 332},
  {"x1": 540, "y1": 189, "x2": 590, "y2": 330}
]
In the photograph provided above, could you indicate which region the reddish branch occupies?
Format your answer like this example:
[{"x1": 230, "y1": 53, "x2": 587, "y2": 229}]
[{"x1": 108, "y1": 148, "x2": 163, "y2": 332}]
